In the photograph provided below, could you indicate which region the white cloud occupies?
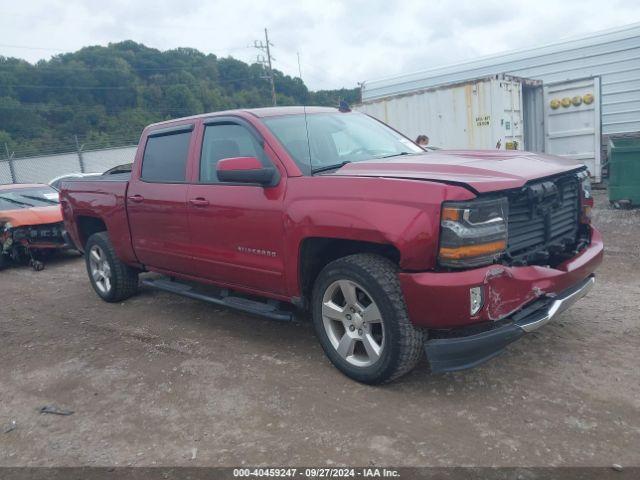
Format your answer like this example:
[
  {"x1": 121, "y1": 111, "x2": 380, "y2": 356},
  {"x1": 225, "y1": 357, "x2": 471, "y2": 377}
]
[{"x1": 0, "y1": 0, "x2": 639, "y2": 90}]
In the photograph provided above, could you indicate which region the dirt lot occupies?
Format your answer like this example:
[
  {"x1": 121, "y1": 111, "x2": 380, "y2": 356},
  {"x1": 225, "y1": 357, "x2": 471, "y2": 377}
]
[{"x1": 0, "y1": 190, "x2": 638, "y2": 467}]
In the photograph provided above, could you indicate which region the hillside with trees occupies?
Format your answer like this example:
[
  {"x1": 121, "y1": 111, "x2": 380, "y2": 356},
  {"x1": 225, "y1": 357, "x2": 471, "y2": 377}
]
[{"x1": 0, "y1": 41, "x2": 359, "y2": 157}]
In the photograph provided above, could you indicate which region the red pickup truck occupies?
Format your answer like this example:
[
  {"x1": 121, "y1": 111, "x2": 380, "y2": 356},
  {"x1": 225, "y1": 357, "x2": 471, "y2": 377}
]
[{"x1": 60, "y1": 106, "x2": 603, "y2": 384}]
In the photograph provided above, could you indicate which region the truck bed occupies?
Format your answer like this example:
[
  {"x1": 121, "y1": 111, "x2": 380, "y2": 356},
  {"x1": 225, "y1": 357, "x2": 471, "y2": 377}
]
[{"x1": 59, "y1": 176, "x2": 138, "y2": 264}]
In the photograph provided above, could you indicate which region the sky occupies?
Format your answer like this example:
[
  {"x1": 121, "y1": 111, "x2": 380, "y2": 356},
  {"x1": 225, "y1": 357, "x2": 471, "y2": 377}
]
[{"x1": 1, "y1": 0, "x2": 639, "y2": 91}]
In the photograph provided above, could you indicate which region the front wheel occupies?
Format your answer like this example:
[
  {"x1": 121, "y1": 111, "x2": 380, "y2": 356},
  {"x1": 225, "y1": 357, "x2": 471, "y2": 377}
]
[
  {"x1": 311, "y1": 254, "x2": 424, "y2": 384},
  {"x1": 85, "y1": 232, "x2": 139, "y2": 302}
]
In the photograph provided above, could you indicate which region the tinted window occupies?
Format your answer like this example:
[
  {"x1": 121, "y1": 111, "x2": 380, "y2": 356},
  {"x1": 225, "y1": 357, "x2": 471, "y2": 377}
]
[
  {"x1": 141, "y1": 131, "x2": 191, "y2": 182},
  {"x1": 200, "y1": 124, "x2": 268, "y2": 183}
]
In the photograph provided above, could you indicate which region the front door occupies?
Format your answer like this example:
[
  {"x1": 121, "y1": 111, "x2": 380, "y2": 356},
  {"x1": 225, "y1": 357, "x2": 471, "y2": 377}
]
[
  {"x1": 187, "y1": 119, "x2": 287, "y2": 295},
  {"x1": 543, "y1": 77, "x2": 601, "y2": 181},
  {"x1": 127, "y1": 125, "x2": 195, "y2": 274}
]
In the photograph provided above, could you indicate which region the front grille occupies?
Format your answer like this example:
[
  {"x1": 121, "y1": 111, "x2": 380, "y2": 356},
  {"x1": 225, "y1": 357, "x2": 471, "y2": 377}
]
[{"x1": 506, "y1": 172, "x2": 580, "y2": 261}]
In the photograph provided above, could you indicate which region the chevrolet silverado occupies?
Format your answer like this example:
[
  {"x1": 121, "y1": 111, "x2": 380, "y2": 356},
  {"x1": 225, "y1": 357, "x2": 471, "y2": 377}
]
[{"x1": 60, "y1": 106, "x2": 603, "y2": 384}]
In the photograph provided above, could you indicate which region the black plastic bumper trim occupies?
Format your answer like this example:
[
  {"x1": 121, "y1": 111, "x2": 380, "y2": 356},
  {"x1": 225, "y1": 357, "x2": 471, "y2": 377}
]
[{"x1": 424, "y1": 275, "x2": 595, "y2": 373}]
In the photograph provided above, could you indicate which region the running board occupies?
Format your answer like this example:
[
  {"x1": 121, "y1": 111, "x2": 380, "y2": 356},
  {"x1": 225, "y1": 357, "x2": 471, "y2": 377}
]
[{"x1": 142, "y1": 277, "x2": 294, "y2": 322}]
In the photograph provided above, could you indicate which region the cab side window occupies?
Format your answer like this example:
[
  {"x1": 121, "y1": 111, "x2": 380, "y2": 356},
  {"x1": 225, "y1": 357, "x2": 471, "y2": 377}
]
[
  {"x1": 141, "y1": 130, "x2": 191, "y2": 183},
  {"x1": 200, "y1": 124, "x2": 268, "y2": 183}
]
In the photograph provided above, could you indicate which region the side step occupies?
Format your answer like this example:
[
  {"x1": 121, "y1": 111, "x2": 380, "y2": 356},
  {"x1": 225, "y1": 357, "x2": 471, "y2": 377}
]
[{"x1": 142, "y1": 277, "x2": 294, "y2": 322}]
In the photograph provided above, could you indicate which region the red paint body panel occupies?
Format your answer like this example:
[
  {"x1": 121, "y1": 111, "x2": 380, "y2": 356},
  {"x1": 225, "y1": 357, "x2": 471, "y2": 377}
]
[
  {"x1": 217, "y1": 156, "x2": 264, "y2": 171},
  {"x1": 126, "y1": 181, "x2": 192, "y2": 273},
  {"x1": 400, "y1": 228, "x2": 603, "y2": 328},
  {"x1": 281, "y1": 176, "x2": 473, "y2": 283},
  {"x1": 187, "y1": 141, "x2": 289, "y2": 294},
  {"x1": 60, "y1": 107, "x2": 603, "y2": 330},
  {"x1": 331, "y1": 150, "x2": 585, "y2": 193},
  {"x1": 58, "y1": 181, "x2": 139, "y2": 265}
]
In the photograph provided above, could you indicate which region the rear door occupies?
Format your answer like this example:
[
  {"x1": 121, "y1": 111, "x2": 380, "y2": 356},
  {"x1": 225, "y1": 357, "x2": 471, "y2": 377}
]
[
  {"x1": 543, "y1": 77, "x2": 601, "y2": 181},
  {"x1": 186, "y1": 117, "x2": 288, "y2": 295},
  {"x1": 127, "y1": 124, "x2": 196, "y2": 273}
]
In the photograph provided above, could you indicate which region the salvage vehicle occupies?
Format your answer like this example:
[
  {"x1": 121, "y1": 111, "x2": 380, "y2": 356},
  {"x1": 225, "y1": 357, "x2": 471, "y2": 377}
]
[
  {"x1": 0, "y1": 184, "x2": 70, "y2": 270},
  {"x1": 60, "y1": 107, "x2": 603, "y2": 384}
]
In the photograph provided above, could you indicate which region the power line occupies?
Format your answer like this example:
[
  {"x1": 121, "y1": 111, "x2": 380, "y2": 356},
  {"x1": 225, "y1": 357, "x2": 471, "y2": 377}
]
[
  {"x1": 0, "y1": 63, "x2": 219, "y2": 73},
  {"x1": 0, "y1": 42, "x2": 254, "y2": 56},
  {"x1": 0, "y1": 43, "x2": 61, "y2": 51},
  {"x1": 6, "y1": 84, "x2": 140, "y2": 90},
  {"x1": 0, "y1": 104, "x2": 202, "y2": 115},
  {"x1": 0, "y1": 74, "x2": 266, "y2": 90}
]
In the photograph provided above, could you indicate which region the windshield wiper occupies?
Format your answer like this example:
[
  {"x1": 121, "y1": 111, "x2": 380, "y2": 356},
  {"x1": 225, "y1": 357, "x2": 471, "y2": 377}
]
[
  {"x1": 21, "y1": 195, "x2": 58, "y2": 205},
  {"x1": 0, "y1": 195, "x2": 34, "y2": 208},
  {"x1": 378, "y1": 151, "x2": 415, "y2": 159},
  {"x1": 311, "y1": 160, "x2": 352, "y2": 174}
]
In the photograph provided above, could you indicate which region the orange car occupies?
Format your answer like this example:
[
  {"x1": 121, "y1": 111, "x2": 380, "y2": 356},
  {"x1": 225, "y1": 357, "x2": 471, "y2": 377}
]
[{"x1": 0, "y1": 183, "x2": 71, "y2": 270}]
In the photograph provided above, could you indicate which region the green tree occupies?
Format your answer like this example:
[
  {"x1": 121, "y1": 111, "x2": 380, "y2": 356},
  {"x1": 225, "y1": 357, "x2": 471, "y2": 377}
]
[{"x1": 0, "y1": 41, "x2": 359, "y2": 156}]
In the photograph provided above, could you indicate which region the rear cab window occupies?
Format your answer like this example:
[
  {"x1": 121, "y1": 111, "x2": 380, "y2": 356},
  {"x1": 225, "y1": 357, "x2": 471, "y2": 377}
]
[{"x1": 141, "y1": 125, "x2": 193, "y2": 183}]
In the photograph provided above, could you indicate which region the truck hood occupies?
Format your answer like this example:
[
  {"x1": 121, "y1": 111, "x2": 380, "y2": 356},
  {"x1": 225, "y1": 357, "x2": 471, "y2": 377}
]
[
  {"x1": 329, "y1": 150, "x2": 584, "y2": 193},
  {"x1": 0, "y1": 205, "x2": 63, "y2": 228}
]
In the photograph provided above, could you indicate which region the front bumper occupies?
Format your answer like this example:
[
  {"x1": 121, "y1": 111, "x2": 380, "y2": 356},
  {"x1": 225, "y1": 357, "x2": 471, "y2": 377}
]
[
  {"x1": 424, "y1": 275, "x2": 595, "y2": 372},
  {"x1": 1, "y1": 222, "x2": 73, "y2": 256},
  {"x1": 399, "y1": 227, "x2": 604, "y2": 328}
]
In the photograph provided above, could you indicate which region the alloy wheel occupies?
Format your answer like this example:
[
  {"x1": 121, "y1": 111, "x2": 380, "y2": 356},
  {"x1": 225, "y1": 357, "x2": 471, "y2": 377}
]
[
  {"x1": 321, "y1": 279, "x2": 385, "y2": 367},
  {"x1": 89, "y1": 245, "x2": 112, "y2": 294}
]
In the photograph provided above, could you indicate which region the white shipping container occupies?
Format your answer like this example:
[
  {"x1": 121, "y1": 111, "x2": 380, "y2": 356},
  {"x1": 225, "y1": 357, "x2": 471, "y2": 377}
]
[
  {"x1": 359, "y1": 23, "x2": 640, "y2": 183},
  {"x1": 357, "y1": 73, "x2": 603, "y2": 182},
  {"x1": 357, "y1": 75, "x2": 530, "y2": 151}
]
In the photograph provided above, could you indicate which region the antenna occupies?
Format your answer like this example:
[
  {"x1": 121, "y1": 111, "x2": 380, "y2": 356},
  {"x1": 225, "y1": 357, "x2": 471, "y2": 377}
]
[{"x1": 303, "y1": 105, "x2": 313, "y2": 174}]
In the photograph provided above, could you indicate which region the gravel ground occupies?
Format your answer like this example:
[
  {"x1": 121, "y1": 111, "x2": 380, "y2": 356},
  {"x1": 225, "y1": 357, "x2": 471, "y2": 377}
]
[{"x1": 0, "y1": 189, "x2": 638, "y2": 467}]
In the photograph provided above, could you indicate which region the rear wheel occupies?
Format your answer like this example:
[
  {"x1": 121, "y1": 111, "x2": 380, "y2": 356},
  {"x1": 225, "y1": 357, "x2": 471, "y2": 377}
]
[
  {"x1": 312, "y1": 253, "x2": 424, "y2": 384},
  {"x1": 85, "y1": 232, "x2": 138, "y2": 302}
]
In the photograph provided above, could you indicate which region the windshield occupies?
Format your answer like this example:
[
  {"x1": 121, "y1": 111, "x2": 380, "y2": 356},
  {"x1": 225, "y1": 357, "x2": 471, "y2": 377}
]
[
  {"x1": 0, "y1": 186, "x2": 59, "y2": 211},
  {"x1": 263, "y1": 112, "x2": 423, "y2": 174}
]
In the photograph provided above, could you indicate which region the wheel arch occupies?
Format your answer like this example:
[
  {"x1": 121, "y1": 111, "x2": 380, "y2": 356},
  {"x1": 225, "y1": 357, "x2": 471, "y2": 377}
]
[
  {"x1": 298, "y1": 237, "x2": 401, "y2": 308},
  {"x1": 76, "y1": 215, "x2": 107, "y2": 249}
]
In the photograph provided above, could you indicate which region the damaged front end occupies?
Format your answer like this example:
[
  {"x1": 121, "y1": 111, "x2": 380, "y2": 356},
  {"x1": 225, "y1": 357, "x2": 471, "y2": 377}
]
[
  {"x1": 399, "y1": 168, "x2": 603, "y2": 372},
  {"x1": 1, "y1": 221, "x2": 70, "y2": 271},
  {"x1": 0, "y1": 183, "x2": 73, "y2": 271}
]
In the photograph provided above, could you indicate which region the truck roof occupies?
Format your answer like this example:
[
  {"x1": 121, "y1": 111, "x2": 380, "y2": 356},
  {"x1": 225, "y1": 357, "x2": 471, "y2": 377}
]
[{"x1": 147, "y1": 106, "x2": 339, "y2": 129}]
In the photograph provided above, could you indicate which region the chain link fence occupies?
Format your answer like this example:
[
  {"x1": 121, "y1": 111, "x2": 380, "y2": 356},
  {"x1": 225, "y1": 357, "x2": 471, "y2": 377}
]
[{"x1": 1, "y1": 142, "x2": 137, "y2": 185}]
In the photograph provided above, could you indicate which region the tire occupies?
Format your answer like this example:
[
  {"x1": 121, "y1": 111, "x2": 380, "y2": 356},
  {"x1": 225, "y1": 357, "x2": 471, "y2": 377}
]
[
  {"x1": 0, "y1": 253, "x2": 8, "y2": 270},
  {"x1": 85, "y1": 232, "x2": 139, "y2": 302},
  {"x1": 311, "y1": 253, "x2": 424, "y2": 384}
]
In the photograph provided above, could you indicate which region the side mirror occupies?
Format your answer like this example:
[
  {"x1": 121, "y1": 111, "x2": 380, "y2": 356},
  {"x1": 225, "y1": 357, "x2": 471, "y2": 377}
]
[{"x1": 217, "y1": 157, "x2": 277, "y2": 186}]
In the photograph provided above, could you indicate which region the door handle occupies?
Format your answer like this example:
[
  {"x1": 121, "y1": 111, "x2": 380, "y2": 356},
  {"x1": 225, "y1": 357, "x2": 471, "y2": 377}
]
[
  {"x1": 128, "y1": 194, "x2": 144, "y2": 203},
  {"x1": 189, "y1": 198, "x2": 210, "y2": 207}
]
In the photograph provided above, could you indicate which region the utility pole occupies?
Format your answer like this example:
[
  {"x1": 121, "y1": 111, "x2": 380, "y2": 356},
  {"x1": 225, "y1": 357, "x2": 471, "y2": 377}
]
[
  {"x1": 4, "y1": 143, "x2": 16, "y2": 183},
  {"x1": 254, "y1": 28, "x2": 277, "y2": 106}
]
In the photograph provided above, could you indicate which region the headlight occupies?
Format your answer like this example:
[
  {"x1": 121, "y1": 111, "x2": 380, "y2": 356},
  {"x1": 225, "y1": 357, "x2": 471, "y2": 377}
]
[
  {"x1": 577, "y1": 170, "x2": 593, "y2": 223},
  {"x1": 438, "y1": 197, "x2": 508, "y2": 268},
  {"x1": 577, "y1": 170, "x2": 591, "y2": 199}
]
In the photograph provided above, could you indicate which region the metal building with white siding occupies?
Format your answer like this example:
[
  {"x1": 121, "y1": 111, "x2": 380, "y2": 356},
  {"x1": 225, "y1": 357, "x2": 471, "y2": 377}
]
[{"x1": 359, "y1": 22, "x2": 640, "y2": 182}]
